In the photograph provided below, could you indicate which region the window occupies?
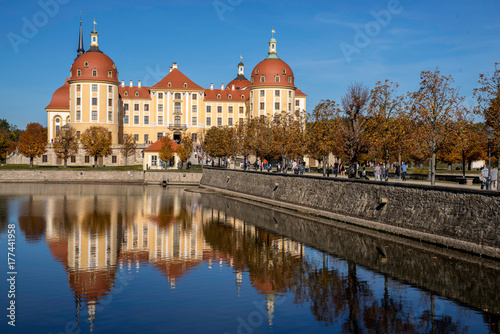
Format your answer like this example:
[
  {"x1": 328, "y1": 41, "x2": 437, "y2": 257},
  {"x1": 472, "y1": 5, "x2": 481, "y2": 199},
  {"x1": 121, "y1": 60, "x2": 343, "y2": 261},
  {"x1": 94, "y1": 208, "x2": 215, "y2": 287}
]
[
  {"x1": 239, "y1": 106, "x2": 244, "y2": 114},
  {"x1": 192, "y1": 133, "x2": 197, "y2": 142},
  {"x1": 241, "y1": 95, "x2": 245, "y2": 99},
  {"x1": 260, "y1": 76, "x2": 265, "y2": 83},
  {"x1": 183, "y1": 83, "x2": 187, "y2": 88},
  {"x1": 124, "y1": 115, "x2": 129, "y2": 124},
  {"x1": 124, "y1": 104, "x2": 129, "y2": 111},
  {"x1": 77, "y1": 84, "x2": 81, "y2": 92},
  {"x1": 158, "y1": 104, "x2": 163, "y2": 112},
  {"x1": 92, "y1": 98, "x2": 97, "y2": 105},
  {"x1": 134, "y1": 134, "x2": 139, "y2": 141},
  {"x1": 174, "y1": 116, "x2": 181, "y2": 125},
  {"x1": 158, "y1": 92, "x2": 163, "y2": 99},
  {"x1": 167, "y1": 82, "x2": 171, "y2": 88},
  {"x1": 250, "y1": 103, "x2": 253, "y2": 112},
  {"x1": 144, "y1": 104, "x2": 149, "y2": 111},
  {"x1": 260, "y1": 90, "x2": 265, "y2": 97},
  {"x1": 92, "y1": 84, "x2": 97, "y2": 91},
  {"x1": 71, "y1": 156, "x2": 76, "y2": 163},
  {"x1": 255, "y1": 69, "x2": 259, "y2": 75},
  {"x1": 192, "y1": 94, "x2": 197, "y2": 100},
  {"x1": 217, "y1": 117, "x2": 222, "y2": 126},
  {"x1": 250, "y1": 91, "x2": 253, "y2": 98},
  {"x1": 206, "y1": 106, "x2": 211, "y2": 113},
  {"x1": 228, "y1": 118, "x2": 233, "y2": 126},
  {"x1": 275, "y1": 90, "x2": 280, "y2": 97},
  {"x1": 144, "y1": 134, "x2": 149, "y2": 142},
  {"x1": 108, "y1": 99, "x2": 112, "y2": 107},
  {"x1": 109, "y1": 86, "x2": 112, "y2": 93},
  {"x1": 192, "y1": 117, "x2": 197, "y2": 125},
  {"x1": 108, "y1": 71, "x2": 112, "y2": 78},
  {"x1": 228, "y1": 94, "x2": 232, "y2": 99},
  {"x1": 228, "y1": 106, "x2": 233, "y2": 113},
  {"x1": 84, "y1": 61, "x2": 89, "y2": 68},
  {"x1": 288, "y1": 103, "x2": 291, "y2": 111},
  {"x1": 288, "y1": 76, "x2": 292, "y2": 84},
  {"x1": 251, "y1": 77, "x2": 254, "y2": 84},
  {"x1": 282, "y1": 69, "x2": 286, "y2": 75},
  {"x1": 124, "y1": 91, "x2": 128, "y2": 96},
  {"x1": 157, "y1": 132, "x2": 163, "y2": 140},
  {"x1": 134, "y1": 116, "x2": 139, "y2": 124},
  {"x1": 260, "y1": 102, "x2": 265, "y2": 110},
  {"x1": 206, "y1": 117, "x2": 211, "y2": 126},
  {"x1": 144, "y1": 116, "x2": 149, "y2": 124},
  {"x1": 151, "y1": 156, "x2": 157, "y2": 166},
  {"x1": 239, "y1": 118, "x2": 244, "y2": 124},
  {"x1": 77, "y1": 97, "x2": 81, "y2": 105},
  {"x1": 174, "y1": 102, "x2": 181, "y2": 112},
  {"x1": 275, "y1": 76, "x2": 280, "y2": 83},
  {"x1": 76, "y1": 131, "x2": 80, "y2": 139},
  {"x1": 192, "y1": 105, "x2": 197, "y2": 113},
  {"x1": 135, "y1": 92, "x2": 139, "y2": 97},
  {"x1": 217, "y1": 94, "x2": 221, "y2": 99},
  {"x1": 275, "y1": 102, "x2": 280, "y2": 110},
  {"x1": 158, "y1": 116, "x2": 163, "y2": 125},
  {"x1": 175, "y1": 93, "x2": 181, "y2": 100},
  {"x1": 92, "y1": 110, "x2": 97, "y2": 120},
  {"x1": 85, "y1": 156, "x2": 90, "y2": 163},
  {"x1": 134, "y1": 104, "x2": 139, "y2": 111},
  {"x1": 77, "y1": 69, "x2": 81, "y2": 77},
  {"x1": 289, "y1": 91, "x2": 292, "y2": 98},
  {"x1": 112, "y1": 156, "x2": 117, "y2": 163},
  {"x1": 55, "y1": 125, "x2": 60, "y2": 136},
  {"x1": 76, "y1": 110, "x2": 81, "y2": 121},
  {"x1": 108, "y1": 111, "x2": 112, "y2": 121},
  {"x1": 92, "y1": 69, "x2": 97, "y2": 77},
  {"x1": 296, "y1": 100, "x2": 300, "y2": 106},
  {"x1": 217, "y1": 106, "x2": 222, "y2": 113}
]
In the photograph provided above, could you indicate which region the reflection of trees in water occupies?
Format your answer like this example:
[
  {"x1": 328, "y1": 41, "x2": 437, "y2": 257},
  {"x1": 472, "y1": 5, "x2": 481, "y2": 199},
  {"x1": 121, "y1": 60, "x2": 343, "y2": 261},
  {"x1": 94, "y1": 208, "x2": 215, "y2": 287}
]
[
  {"x1": 202, "y1": 215, "x2": 471, "y2": 332},
  {"x1": 18, "y1": 195, "x2": 46, "y2": 242},
  {"x1": 0, "y1": 196, "x2": 9, "y2": 235}
]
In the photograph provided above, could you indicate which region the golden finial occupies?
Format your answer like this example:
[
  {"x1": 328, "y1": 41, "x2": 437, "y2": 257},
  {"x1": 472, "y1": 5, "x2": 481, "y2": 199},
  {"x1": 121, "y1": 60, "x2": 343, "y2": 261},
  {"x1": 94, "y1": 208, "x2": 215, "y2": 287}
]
[
  {"x1": 79, "y1": 11, "x2": 82, "y2": 23},
  {"x1": 93, "y1": 19, "x2": 97, "y2": 31},
  {"x1": 272, "y1": 28, "x2": 275, "y2": 37},
  {"x1": 240, "y1": 54, "x2": 243, "y2": 62}
]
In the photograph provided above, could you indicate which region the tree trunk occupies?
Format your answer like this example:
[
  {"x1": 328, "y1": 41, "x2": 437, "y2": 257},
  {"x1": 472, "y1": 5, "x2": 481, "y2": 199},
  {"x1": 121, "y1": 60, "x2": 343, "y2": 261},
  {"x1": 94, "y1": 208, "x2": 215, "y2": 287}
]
[
  {"x1": 64, "y1": 159, "x2": 67, "y2": 168},
  {"x1": 462, "y1": 150, "x2": 466, "y2": 178},
  {"x1": 322, "y1": 155, "x2": 326, "y2": 177},
  {"x1": 431, "y1": 151, "x2": 436, "y2": 186},
  {"x1": 94, "y1": 156, "x2": 98, "y2": 168},
  {"x1": 30, "y1": 157, "x2": 33, "y2": 168},
  {"x1": 125, "y1": 155, "x2": 128, "y2": 166}
]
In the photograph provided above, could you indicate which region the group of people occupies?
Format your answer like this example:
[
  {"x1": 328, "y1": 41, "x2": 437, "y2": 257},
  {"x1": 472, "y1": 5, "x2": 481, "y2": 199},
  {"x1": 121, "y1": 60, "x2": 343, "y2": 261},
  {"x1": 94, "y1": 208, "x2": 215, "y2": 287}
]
[
  {"x1": 373, "y1": 162, "x2": 408, "y2": 182},
  {"x1": 480, "y1": 165, "x2": 498, "y2": 190}
]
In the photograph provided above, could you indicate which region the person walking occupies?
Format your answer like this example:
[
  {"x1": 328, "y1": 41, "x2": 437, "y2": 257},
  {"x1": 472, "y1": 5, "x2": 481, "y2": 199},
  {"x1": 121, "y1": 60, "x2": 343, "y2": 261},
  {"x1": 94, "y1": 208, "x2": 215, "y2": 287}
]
[
  {"x1": 380, "y1": 163, "x2": 386, "y2": 181},
  {"x1": 375, "y1": 163, "x2": 381, "y2": 181},
  {"x1": 395, "y1": 163, "x2": 401, "y2": 180},
  {"x1": 334, "y1": 161, "x2": 339, "y2": 177},
  {"x1": 340, "y1": 163, "x2": 345, "y2": 176},
  {"x1": 490, "y1": 166, "x2": 498, "y2": 190},
  {"x1": 480, "y1": 164, "x2": 489, "y2": 190},
  {"x1": 401, "y1": 162, "x2": 407, "y2": 181}
]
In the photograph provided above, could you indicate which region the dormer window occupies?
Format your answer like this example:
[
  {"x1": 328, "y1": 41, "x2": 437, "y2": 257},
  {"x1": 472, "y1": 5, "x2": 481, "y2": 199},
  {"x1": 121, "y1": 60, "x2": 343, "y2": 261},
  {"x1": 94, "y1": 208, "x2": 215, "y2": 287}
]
[
  {"x1": 275, "y1": 76, "x2": 280, "y2": 83},
  {"x1": 112, "y1": 64, "x2": 116, "y2": 69},
  {"x1": 124, "y1": 91, "x2": 128, "y2": 96},
  {"x1": 135, "y1": 91, "x2": 139, "y2": 97},
  {"x1": 282, "y1": 69, "x2": 286, "y2": 75},
  {"x1": 251, "y1": 77, "x2": 254, "y2": 84},
  {"x1": 168, "y1": 82, "x2": 171, "y2": 88},
  {"x1": 217, "y1": 94, "x2": 221, "y2": 99},
  {"x1": 228, "y1": 94, "x2": 232, "y2": 99},
  {"x1": 84, "y1": 61, "x2": 89, "y2": 68},
  {"x1": 108, "y1": 71, "x2": 112, "y2": 78},
  {"x1": 183, "y1": 83, "x2": 187, "y2": 88},
  {"x1": 92, "y1": 69, "x2": 97, "y2": 77},
  {"x1": 260, "y1": 76, "x2": 265, "y2": 83},
  {"x1": 255, "y1": 69, "x2": 259, "y2": 75},
  {"x1": 288, "y1": 76, "x2": 292, "y2": 84},
  {"x1": 241, "y1": 95, "x2": 245, "y2": 99},
  {"x1": 77, "y1": 69, "x2": 81, "y2": 77}
]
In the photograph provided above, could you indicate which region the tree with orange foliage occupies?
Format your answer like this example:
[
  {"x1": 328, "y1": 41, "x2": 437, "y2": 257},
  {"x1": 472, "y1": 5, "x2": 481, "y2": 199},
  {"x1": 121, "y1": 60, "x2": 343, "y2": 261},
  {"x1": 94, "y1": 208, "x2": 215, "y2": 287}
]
[
  {"x1": 176, "y1": 134, "x2": 193, "y2": 169},
  {"x1": 53, "y1": 127, "x2": 78, "y2": 168},
  {"x1": 121, "y1": 134, "x2": 137, "y2": 166},
  {"x1": 80, "y1": 126, "x2": 112, "y2": 168},
  {"x1": 18, "y1": 122, "x2": 47, "y2": 168},
  {"x1": 159, "y1": 135, "x2": 175, "y2": 167},
  {"x1": 408, "y1": 69, "x2": 463, "y2": 185}
]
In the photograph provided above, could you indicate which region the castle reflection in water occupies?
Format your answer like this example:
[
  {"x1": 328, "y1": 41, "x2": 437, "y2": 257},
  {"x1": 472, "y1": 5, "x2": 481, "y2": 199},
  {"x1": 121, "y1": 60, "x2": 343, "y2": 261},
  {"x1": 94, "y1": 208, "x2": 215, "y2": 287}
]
[
  {"x1": 38, "y1": 186, "x2": 301, "y2": 328},
  {"x1": 9, "y1": 184, "x2": 498, "y2": 333}
]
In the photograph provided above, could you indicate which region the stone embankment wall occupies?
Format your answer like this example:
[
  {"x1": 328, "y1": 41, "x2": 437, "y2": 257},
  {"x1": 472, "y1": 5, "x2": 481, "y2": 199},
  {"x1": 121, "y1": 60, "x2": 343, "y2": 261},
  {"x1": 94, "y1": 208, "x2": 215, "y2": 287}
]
[
  {"x1": 0, "y1": 170, "x2": 202, "y2": 185},
  {"x1": 200, "y1": 168, "x2": 500, "y2": 258}
]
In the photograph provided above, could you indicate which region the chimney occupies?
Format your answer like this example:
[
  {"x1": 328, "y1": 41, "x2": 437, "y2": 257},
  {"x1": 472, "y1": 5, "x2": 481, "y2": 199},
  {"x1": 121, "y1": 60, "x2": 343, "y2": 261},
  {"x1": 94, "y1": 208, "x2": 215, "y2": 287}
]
[
  {"x1": 138, "y1": 80, "x2": 141, "y2": 88},
  {"x1": 231, "y1": 84, "x2": 235, "y2": 91},
  {"x1": 169, "y1": 67, "x2": 173, "y2": 73},
  {"x1": 121, "y1": 80, "x2": 125, "y2": 87},
  {"x1": 210, "y1": 83, "x2": 213, "y2": 90},
  {"x1": 221, "y1": 83, "x2": 224, "y2": 90},
  {"x1": 172, "y1": 62, "x2": 178, "y2": 69},
  {"x1": 129, "y1": 80, "x2": 133, "y2": 87}
]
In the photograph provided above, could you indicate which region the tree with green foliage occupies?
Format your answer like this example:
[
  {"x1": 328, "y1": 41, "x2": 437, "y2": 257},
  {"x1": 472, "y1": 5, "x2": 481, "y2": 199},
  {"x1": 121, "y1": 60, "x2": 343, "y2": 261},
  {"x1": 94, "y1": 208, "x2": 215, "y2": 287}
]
[
  {"x1": 53, "y1": 127, "x2": 78, "y2": 168},
  {"x1": 18, "y1": 123, "x2": 47, "y2": 168},
  {"x1": 80, "y1": 126, "x2": 112, "y2": 168}
]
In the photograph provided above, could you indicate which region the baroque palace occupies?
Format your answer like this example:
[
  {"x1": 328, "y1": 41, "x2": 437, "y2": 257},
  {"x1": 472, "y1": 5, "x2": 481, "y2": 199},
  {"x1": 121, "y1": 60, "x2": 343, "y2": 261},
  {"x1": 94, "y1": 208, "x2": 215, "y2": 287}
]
[{"x1": 14, "y1": 20, "x2": 307, "y2": 166}]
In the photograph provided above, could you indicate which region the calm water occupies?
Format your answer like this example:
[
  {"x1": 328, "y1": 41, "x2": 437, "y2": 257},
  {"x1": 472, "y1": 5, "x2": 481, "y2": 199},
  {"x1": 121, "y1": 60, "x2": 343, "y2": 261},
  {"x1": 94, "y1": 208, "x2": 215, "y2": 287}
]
[{"x1": 0, "y1": 184, "x2": 498, "y2": 334}]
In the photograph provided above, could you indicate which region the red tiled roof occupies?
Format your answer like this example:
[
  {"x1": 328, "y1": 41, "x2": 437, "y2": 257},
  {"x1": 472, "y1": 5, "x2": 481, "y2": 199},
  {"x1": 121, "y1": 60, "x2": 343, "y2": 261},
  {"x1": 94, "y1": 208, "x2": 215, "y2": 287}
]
[
  {"x1": 250, "y1": 58, "x2": 294, "y2": 88},
  {"x1": 119, "y1": 86, "x2": 151, "y2": 100},
  {"x1": 204, "y1": 89, "x2": 249, "y2": 102},
  {"x1": 70, "y1": 51, "x2": 119, "y2": 83},
  {"x1": 144, "y1": 138, "x2": 179, "y2": 152},
  {"x1": 226, "y1": 78, "x2": 251, "y2": 90},
  {"x1": 46, "y1": 78, "x2": 70, "y2": 110},
  {"x1": 152, "y1": 68, "x2": 203, "y2": 90},
  {"x1": 295, "y1": 89, "x2": 307, "y2": 97}
]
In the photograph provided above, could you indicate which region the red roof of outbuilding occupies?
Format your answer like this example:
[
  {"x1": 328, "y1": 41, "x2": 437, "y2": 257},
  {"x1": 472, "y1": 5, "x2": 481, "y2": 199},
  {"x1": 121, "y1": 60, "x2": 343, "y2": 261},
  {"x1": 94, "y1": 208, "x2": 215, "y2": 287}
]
[
  {"x1": 119, "y1": 86, "x2": 151, "y2": 100},
  {"x1": 144, "y1": 138, "x2": 179, "y2": 152},
  {"x1": 46, "y1": 79, "x2": 70, "y2": 110},
  {"x1": 204, "y1": 89, "x2": 249, "y2": 102},
  {"x1": 70, "y1": 51, "x2": 119, "y2": 83},
  {"x1": 152, "y1": 68, "x2": 203, "y2": 90}
]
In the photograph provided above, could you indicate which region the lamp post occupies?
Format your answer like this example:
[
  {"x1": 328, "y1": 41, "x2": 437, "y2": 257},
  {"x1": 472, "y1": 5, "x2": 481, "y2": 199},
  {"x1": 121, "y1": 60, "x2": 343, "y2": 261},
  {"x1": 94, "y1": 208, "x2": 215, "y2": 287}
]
[{"x1": 486, "y1": 126, "x2": 495, "y2": 190}]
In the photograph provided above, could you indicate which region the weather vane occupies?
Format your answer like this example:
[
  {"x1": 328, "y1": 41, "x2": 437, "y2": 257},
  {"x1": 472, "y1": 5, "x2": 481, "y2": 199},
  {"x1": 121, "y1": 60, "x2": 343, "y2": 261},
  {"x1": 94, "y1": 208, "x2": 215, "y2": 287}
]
[
  {"x1": 93, "y1": 19, "x2": 97, "y2": 30},
  {"x1": 272, "y1": 28, "x2": 275, "y2": 37},
  {"x1": 240, "y1": 54, "x2": 243, "y2": 62}
]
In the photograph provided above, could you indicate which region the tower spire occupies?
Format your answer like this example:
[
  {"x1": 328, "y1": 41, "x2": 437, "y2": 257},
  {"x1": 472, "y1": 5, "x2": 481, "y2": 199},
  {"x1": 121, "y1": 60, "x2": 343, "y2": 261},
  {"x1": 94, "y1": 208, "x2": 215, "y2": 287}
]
[
  {"x1": 76, "y1": 13, "x2": 85, "y2": 58},
  {"x1": 88, "y1": 18, "x2": 101, "y2": 52},
  {"x1": 266, "y1": 28, "x2": 279, "y2": 59}
]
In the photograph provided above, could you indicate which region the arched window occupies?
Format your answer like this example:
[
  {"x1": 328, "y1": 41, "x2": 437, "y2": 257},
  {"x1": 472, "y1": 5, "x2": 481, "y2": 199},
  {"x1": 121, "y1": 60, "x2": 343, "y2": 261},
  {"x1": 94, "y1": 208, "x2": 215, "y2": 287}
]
[
  {"x1": 77, "y1": 69, "x2": 81, "y2": 77},
  {"x1": 92, "y1": 69, "x2": 97, "y2": 77}
]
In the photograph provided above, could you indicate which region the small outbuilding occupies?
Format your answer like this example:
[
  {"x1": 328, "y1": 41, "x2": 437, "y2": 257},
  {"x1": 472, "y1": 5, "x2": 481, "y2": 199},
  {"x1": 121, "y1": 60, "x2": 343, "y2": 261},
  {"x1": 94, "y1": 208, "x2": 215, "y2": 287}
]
[{"x1": 143, "y1": 139, "x2": 179, "y2": 170}]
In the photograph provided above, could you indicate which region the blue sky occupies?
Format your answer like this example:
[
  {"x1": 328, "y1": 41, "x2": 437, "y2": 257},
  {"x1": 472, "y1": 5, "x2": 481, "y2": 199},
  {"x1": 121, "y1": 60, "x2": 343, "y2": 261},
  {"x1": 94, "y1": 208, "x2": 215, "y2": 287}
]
[{"x1": 1, "y1": 0, "x2": 499, "y2": 129}]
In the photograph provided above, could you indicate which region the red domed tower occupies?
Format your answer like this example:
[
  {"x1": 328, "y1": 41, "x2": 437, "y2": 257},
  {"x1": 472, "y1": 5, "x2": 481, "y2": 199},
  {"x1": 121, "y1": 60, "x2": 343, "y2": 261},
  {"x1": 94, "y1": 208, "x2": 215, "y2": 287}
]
[
  {"x1": 68, "y1": 20, "x2": 121, "y2": 144},
  {"x1": 248, "y1": 30, "x2": 301, "y2": 119}
]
